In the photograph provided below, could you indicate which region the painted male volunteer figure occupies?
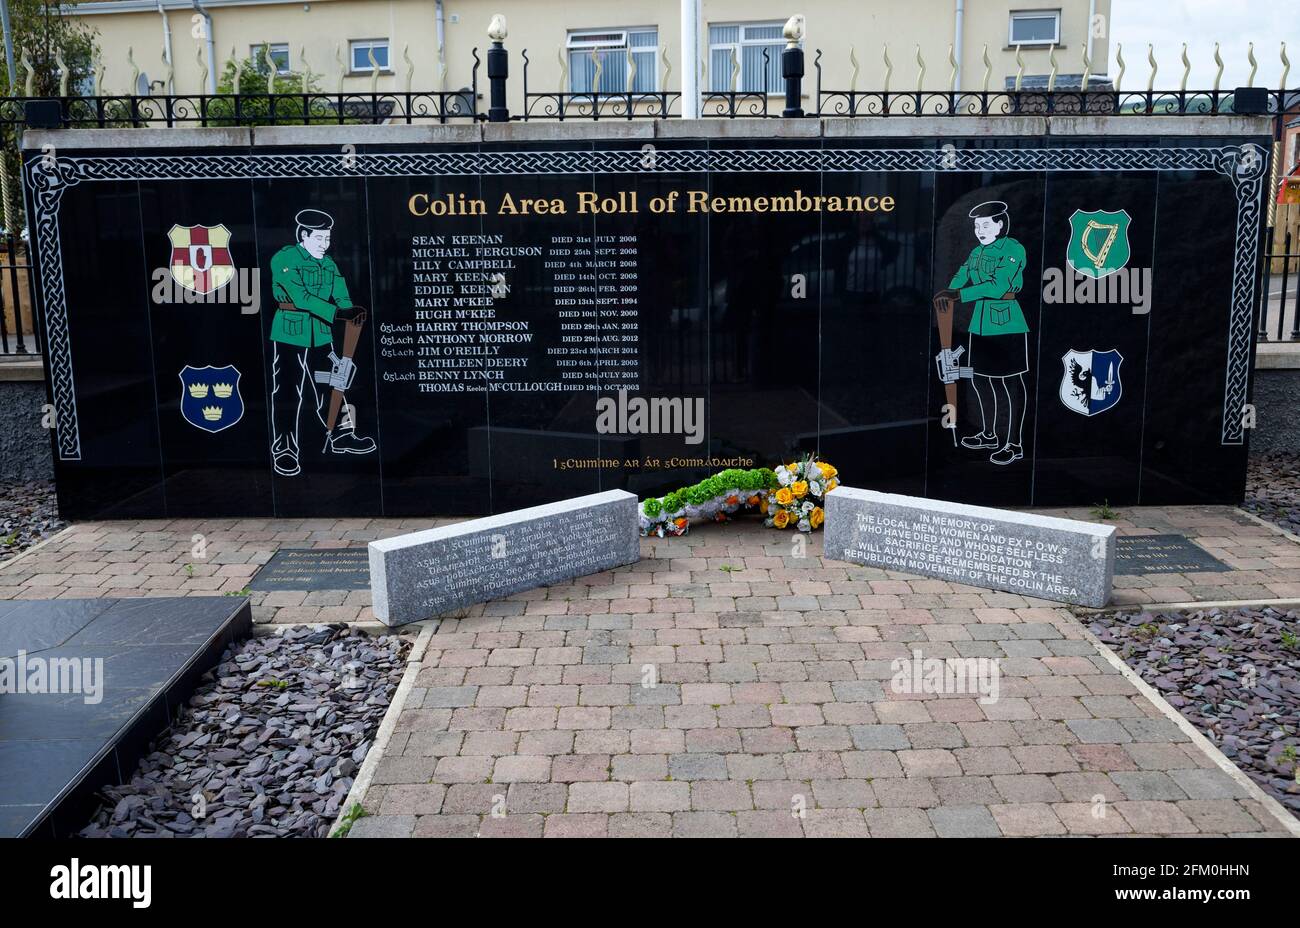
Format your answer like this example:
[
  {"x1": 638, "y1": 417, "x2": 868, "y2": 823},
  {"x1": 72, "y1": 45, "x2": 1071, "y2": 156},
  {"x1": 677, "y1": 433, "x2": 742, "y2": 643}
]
[
  {"x1": 934, "y1": 200, "x2": 1029, "y2": 466},
  {"x1": 269, "y1": 209, "x2": 376, "y2": 476}
]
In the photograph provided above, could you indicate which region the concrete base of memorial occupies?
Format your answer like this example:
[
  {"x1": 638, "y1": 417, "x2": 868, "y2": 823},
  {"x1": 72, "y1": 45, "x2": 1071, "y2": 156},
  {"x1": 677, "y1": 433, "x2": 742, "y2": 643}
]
[{"x1": 824, "y1": 486, "x2": 1115, "y2": 608}]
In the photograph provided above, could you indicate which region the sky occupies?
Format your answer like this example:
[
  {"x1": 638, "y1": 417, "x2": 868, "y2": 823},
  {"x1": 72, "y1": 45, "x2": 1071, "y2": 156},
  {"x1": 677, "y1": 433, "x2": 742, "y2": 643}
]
[{"x1": 1108, "y1": 0, "x2": 1298, "y2": 89}]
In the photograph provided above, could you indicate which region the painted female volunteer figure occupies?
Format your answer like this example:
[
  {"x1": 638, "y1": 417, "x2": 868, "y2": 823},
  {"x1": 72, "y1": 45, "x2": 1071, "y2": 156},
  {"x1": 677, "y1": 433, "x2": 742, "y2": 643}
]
[{"x1": 935, "y1": 200, "x2": 1029, "y2": 466}]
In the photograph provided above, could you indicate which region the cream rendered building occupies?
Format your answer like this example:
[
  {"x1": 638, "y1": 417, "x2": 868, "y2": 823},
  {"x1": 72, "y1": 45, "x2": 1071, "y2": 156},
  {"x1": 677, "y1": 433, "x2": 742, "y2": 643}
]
[{"x1": 66, "y1": 0, "x2": 1112, "y2": 113}]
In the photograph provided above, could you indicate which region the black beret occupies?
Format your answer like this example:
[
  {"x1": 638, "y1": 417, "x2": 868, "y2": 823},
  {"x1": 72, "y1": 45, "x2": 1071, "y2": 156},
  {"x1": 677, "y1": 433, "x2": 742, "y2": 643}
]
[
  {"x1": 968, "y1": 200, "x2": 1008, "y2": 219},
  {"x1": 295, "y1": 209, "x2": 334, "y2": 230}
]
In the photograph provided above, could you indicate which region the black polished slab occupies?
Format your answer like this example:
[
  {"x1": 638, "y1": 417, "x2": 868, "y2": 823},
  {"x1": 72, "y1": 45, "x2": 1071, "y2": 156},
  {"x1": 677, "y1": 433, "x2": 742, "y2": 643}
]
[
  {"x1": 1115, "y1": 534, "x2": 1231, "y2": 575},
  {"x1": 0, "y1": 597, "x2": 251, "y2": 838},
  {"x1": 27, "y1": 134, "x2": 1267, "y2": 518},
  {"x1": 250, "y1": 547, "x2": 371, "y2": 591}
]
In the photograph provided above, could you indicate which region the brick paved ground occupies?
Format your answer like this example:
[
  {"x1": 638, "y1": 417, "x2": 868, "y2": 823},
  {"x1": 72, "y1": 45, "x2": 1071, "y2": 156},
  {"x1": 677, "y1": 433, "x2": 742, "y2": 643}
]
[
  {"x1": 347, "y1": 516, "x2": 1297, "y2": 838},
  {"x1": 3, "y1": 504, "x2": 1296, "y2": 838}
]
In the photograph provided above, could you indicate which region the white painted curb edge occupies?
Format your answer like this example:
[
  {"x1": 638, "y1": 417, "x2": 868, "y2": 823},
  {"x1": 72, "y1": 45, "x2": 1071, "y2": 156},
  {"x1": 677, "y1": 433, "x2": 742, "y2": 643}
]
[
  {"x1": 330, "y1": 621, "x2": 437, "y2": 837},
  {"x1": 1076, "y1": 620, "x2": 1300, "y2": 838}
]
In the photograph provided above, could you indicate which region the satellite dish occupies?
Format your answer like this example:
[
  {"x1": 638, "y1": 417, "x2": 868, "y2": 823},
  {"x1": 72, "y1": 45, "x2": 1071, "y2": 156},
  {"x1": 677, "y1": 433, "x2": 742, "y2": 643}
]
[{"x1": 136, "y1": 73, "x2": 151, "y2": 96}]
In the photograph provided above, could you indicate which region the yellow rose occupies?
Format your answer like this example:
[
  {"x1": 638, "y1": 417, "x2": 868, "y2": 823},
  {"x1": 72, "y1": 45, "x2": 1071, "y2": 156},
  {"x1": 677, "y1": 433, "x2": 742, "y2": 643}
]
[
  {"x1": 817, "y1": 462, "x2": 837, "y2": 478},
  {"x1": 826, "y1": 479, "x2": 838, "y2": 492},
  {"x1": 810, "y1": 506, "x2": 824, "y2": 529},
  {"x1": 773, "y1": 509, "x2": 790, "y2": 529},
  {"x1": 775, "y1": 487, "x2": 794, "y2": 506},
  {"x1": 759, "y1": 497, "x2": 769, "y2": 514},
  {"x1": 792, "y1": 480, "x2": 809, "y2": 499}
]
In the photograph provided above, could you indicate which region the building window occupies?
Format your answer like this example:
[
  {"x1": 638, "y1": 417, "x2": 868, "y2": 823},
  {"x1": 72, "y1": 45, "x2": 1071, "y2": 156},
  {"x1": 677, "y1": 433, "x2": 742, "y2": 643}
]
[
  {"x1": 708, "y1": 22, "x2": 786, "y2": 94},
  {"x1": 349, "y1": 39, "x2": 391, "y2": 73},
  {"x1": 252, "y1": 43, "x2": 291, "y2": 75},
  {"x1": 1008, "y1": 10, "x2": 1061, "y2": 46},
  {"x1": 567, "y1": 28, "x2": 658, "y2": 94}
]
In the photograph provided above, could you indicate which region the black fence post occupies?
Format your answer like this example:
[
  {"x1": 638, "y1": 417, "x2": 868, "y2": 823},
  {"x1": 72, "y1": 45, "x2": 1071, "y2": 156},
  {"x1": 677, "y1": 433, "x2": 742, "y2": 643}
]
[
  {"x1": 782, "y1": 17, "x2": 805, "y2": 118},
  {"x1": 487, "y1": 16, "x2": 510, "y2": 123}
]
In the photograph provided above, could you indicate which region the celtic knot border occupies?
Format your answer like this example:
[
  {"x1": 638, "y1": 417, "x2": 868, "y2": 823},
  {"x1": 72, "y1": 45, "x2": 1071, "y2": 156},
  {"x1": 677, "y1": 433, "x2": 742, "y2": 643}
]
[{"x1": 26, "y1": 143, "x2": 1267, "y2": 460}]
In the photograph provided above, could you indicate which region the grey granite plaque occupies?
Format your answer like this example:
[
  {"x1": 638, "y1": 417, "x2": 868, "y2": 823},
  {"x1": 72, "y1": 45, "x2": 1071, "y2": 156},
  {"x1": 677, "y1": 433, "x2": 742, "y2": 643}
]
[
  {"x1": 251, "y1": 548, "x2": 371, "y2": 591},
  {"x1": 369, "y1": 490, "x2": 640, "y2": 627},
  {"x1": 1115, "y1": 534, "x2": 1230, "y2": 575},
  {"x1": 824, "y1": 487, "x2": 1115, "y2": 608}
]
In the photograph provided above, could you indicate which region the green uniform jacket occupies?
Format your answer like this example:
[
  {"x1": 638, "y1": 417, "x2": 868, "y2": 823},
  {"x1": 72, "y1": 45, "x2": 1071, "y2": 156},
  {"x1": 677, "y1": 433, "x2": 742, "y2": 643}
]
[
  {"x1": 269, "y1": 244, "x2": 353, "y2": 347},
  {"x1": 948, "y1": 236, "x2": 1029, "y2": 336}
]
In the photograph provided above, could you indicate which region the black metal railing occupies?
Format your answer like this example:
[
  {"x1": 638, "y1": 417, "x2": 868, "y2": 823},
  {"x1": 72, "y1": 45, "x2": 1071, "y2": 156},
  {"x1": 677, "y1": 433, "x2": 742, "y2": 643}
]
[
  {"x1": 521, "y1": 46, "x2": 781, "y2": 120},
  {"x1": 1, "y1": 88, "x2": 480, "y2": 129},
  {"x1": 1259, "y1": 227, "x2": 1299, "y2": 343},
  {"x1": 0, "y1": 231, "x2": 38, "y2": 355}
]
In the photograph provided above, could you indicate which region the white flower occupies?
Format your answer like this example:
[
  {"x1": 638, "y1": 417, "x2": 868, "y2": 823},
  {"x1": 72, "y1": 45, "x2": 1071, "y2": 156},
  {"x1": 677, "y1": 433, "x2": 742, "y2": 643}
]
[
  {"x1": 777, "y1": 467, "x2": 793, "y2": 486},
  {"x1": 797, "y1": 518, "x2": 811, "y2": 532}
]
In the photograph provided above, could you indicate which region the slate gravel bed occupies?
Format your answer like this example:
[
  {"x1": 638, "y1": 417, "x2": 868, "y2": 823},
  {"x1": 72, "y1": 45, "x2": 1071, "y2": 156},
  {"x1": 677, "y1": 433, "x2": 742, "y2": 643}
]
[
  {"x1": 1091, "y1": 607, "x2": 1300, "y2": 818},
  {"x1": 1244, "y1": 451, "x2": 1300, "y2": 536},
  {"x1": 81, "y1": 624, "x2": 409, "y2": 838},
  {"x1": 0, "y1": 479, "x2": 64, "y2": 562}
]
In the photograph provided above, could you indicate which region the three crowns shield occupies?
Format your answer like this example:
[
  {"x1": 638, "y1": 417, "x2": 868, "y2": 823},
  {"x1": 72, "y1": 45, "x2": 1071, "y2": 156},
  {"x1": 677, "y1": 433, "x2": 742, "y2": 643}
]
[
  {"x1": 1066, "y1": 209, "x2": 1132, "y2": 279},
  {"x1": 179, "y1": 365, "x2": 244, "y2": 433},
  {"x1": 168, "y1": 224, "x2": 236, "y2": 294}
]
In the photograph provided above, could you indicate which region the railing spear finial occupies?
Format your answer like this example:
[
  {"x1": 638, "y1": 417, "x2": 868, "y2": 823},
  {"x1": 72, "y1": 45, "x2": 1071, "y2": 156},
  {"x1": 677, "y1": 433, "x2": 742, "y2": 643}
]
[
  {"x1": 1179, "y1": 43, "x2": 1190, "y2": 93},
  {"x1": 1213, "y1": 42, "x2": 1223, "y2": 93},
  {"x1": 1246, "y1": 41, "x2": 1256, "y2": 88},
  {"x1": 947, "y1": 44, "x2": 957, "y2": 93},
  {"x1": 1114, "y1": 43, "x2": 1125, "y2": 92},
  {"x1": 162, "y1": 47, "x2": 174, "y2": 95},
  {"x1": 403, "y1": 44, "x2": 414, "y2": 94},
  {"x1": 915, "y1": 45, "x2": 925, "y2": 94},
  {"x1": 229, "y1": 46, "x2": 240, "y2": 96},
  {"x1": 1281, "y1": 42, "x2": 1290, "y2": 91},
  {"x1": 300, "y1": 46, "x2": 312, "y2": 94},
  {"x1": 197, "y1": 44, "x2": 208, "y2": 96},
  {"x1": 882, "y1": 43, "x2": 892, "y2": 95},
  {"x1": 593, "y1": 46, "x2": 605, "y2": 94},
  {"x1": 367, "y1": 45, "x2": 380, "y2": 94},
  {"x1": 728, "y1": 46, "x2": 738, "y2": 93},
  {"x1": 1014, "y1": 44, "x2": 1024, "y2": 92},
  {"x1": 126, "y1": 47, "x2": 138, "y2": 97},
  {"x1": 94, "y1": 59, "x2": 105, "y2": 98},
  {"x1": 1047, "y1": 43, "x2": 1058, "y2": 92},
  {"x1": 263, "y1": 44, "x2": 278, "y2": 94},
  {"x1": 848, "y1": 45, "x2": 858, "y2": 93},
  {"x1": 335, "y1": 44, "x2": 345, "y2": 94},
  {"x1": 981, "y1": 44, "x2": 991, "y2": 94},
  {"x1": 557, "y1": 46, "x2": 568, "y2": 92},
  {"x1": 627, "y1": 44, "x2": 638, "y2": 91},
  {"x1": 660, "y1": 45, "x2": 670, "y2": 90},
  {"x1": 1080, "y1": 42, "x2": 1091, "y2": 92},
  {"x1": 55, "y1": 50, "x2": 68, "y2": 97},
  {"x1": 1146, "y1": 44, "x2": 1157, "y2": 93}
]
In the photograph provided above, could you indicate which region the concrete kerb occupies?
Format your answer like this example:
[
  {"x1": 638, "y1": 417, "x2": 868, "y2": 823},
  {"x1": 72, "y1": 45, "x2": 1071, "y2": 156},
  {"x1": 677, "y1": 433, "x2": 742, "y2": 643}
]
[
  {"x1": 330, "y1": 619, "x2": 438, "y2": 837},
  {"x1": 1073, "y1": 616, "x2": 1300, "y2": 837}
]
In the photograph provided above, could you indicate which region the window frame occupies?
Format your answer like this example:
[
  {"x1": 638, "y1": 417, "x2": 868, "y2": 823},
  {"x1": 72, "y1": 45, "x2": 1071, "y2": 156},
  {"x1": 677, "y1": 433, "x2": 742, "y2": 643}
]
[
  {"x1": 251, "y1": 42, "x2": 291, "y2": 76},
  {"x1": 707, "y1": 21, "x2": 790, "y2": 95},
  {"x1": 348, "y1": 38, "x2": 392, "y2": 75},
  {"x1": 565, "y1": 27, "x2": 659, "y2": 94},
  {"x1": 1007, "y1": 9, "x2": 1061, "y2": 47}
]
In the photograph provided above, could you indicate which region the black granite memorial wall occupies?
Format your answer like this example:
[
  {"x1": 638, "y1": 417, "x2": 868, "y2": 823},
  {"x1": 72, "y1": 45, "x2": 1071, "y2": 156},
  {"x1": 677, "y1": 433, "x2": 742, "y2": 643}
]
[{"x1": 25, "y1": 130, "x2": 1270, "y2": 518}]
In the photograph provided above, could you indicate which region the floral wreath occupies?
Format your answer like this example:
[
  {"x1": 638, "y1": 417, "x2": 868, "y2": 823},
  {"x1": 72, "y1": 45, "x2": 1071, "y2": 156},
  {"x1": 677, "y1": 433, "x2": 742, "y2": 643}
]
[{"x1": 638, "y1": 456, "x2": 839, "y2": 538}]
